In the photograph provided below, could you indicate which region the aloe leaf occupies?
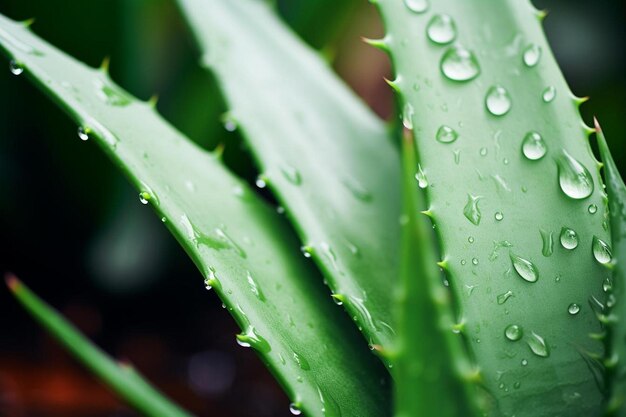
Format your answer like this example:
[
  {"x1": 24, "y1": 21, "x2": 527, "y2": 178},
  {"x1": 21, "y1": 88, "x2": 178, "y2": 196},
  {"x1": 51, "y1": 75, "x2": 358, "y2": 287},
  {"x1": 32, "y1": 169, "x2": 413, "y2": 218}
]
[
  {"x1": 4, "y1": 274, "x2": 193, "y2": 417},
  {"x1": 374, "y1": 1, "x2": 611, "y2": 415},
  {"x1": 397, "y1": 134, "x2": 481, "y2": 416},
  {"x1": 178, "y1": 0, "x2": 401, "y2": 353},
  {"x1": 0, "y1": 15, "x2": 389, "y2": 417},
  {"x1": 595, "y1": 120, "x2": 626, "y2": 415}
]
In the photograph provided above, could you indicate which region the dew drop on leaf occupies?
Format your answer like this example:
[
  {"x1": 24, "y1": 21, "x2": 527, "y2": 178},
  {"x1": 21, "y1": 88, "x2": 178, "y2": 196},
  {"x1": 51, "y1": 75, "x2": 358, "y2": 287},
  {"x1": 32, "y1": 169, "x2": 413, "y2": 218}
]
[
  {"x1": 497, "y1": 290, "x2": 513, "y2": 305},
  {"x1": 592, "y1": 236, "x2": 612, "y2": 264},
  {"x1": 138, "y1": 192, "x2": 150, "y2": 205},
  {"x1": 436, "y1": 125, "x2": 459, "y2": 144},
  {"x1": 463, "y1": 194, "x2": 482, "y2": 225},
  {"x1": 542, "y1": 86, "x2": 556, "y2": 103},
  {"x1": 588, "y1": 204, "x2": 598, "y2": 214},
  {"x1": 440, "y1": 45, "x2": 480, "y2": 82},
  {"x1": 426, "y1": 14, "x2": 457, "y2": 45},
  {"x1": 402, "y1": 102, "x2": 414, "y2": 130},
  {"x1": 77, "y1": 126, "x2": 90, "y2": 141},
  {"x1": 568, "y1": 303, "x2": 580, "y2": 315},
  {"x1": 95, "y1": 79, "x2": 131, "y2": 107},
  {"x1": 540, "y1": 229, "x2": 554, "y2": 257},
  {"x1": 522, "y1": 131, "x2": 547, "y2": 160},
  {"x1": 557, "y1": 151, "x2": 594, "y2": 200},
  {"x1": 510, "y1": 254, "x2": 538, "y2": 283},
  {"x1": 9, "y1": 59, "x2": 23, "y2": 75},
  {"x1": 404, "y1": 0, "x2": 429, "y2": 13},
  {"x1": 485, "y1": 85, "x2": 512, "y2": 116},
  {"x1": 522, "y1": 44, "x2": 542, "y2": 67},
  {"x1": 415, "y1": 164, "x2": 428, "y2": 188},
  {"x1": 559, "y1": 227, "x2": 579, "y2": 250},
  {"x1": 255, "y1": 175, "x2": 267, "y2": 189},
  {"x1": 527, "y1": 332, "x2": 550, "y2": 357},
  {"x1": 495, "y1": 211, "x2": 504, "y2": 221},
  {"x1": 289, "y1": 403, "x2": 303, "y2": 415},
  {"x1": 505, "y1": 324, "x2": 523, "y2": 341}
]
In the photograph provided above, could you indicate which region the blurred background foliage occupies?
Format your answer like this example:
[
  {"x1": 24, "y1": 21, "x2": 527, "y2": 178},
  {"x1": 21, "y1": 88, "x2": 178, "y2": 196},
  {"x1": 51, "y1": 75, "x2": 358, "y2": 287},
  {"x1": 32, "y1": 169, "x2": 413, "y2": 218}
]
[{"x1": 0, "y1": 0, "x2": 623, "y2": 416}]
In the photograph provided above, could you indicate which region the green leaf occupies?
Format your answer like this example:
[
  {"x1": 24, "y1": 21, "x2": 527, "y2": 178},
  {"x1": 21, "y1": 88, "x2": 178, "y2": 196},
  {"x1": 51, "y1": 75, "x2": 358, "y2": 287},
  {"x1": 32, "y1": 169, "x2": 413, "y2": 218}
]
[
  {"x1": 375, "y1": 1, "x2": 610, "y2": 415},
  {"x1": 178, "y1": 0, "x2": 401, "y2": 353},
  {"x1": 595, "y1": 120, "x2": 626, "y2": 416},
  {"x1": 397, "y1": 134, "x2": 481, "y2": 417},
  {"x1": 0, "y1": 15, "x2": 390, "y2": 417},
  {"x1": 5, "y1": 274, "x2": 193, "y2": 417}
]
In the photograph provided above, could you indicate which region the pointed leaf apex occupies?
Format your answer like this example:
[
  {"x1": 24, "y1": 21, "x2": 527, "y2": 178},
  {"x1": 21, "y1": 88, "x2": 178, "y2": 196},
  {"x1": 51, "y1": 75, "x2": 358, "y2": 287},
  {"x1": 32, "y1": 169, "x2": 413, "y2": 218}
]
[
  {"x1": 362, "y1": 36, "x2": 389, "y2": 52},
  {"x1": 436, "y1": 260, "x2": 448, "y2": 270},
  {"x1": 575, "y1": 96, "x2": 590, "y2": 106},
  {"x1": 594, "y1": 116, "x2": 602, "y2": 133},
  {"x1": 148, "y1": 94, "x2": 159, "y2": 108},
  {"x1": 331, "y1": 293, "x2": 346, "y2": 303},
  {"x1": 22, "y1": 18, "x2": 36, "y2": 28},
  {"x1": 4, "y1": 273, "x2": 20, "y2": 292},
  {"x1": 213, "y1": 143, "x2": 225, "y2": 160},
  {"x1": 383, "y1": 77, "x2": 401, "y2": 93},
  {"x1": 99, "y1": 56, "x2": 111, "y2": 73},
  {"x1": 537, "y1": 9, "x2": 549, "y2": 21}
]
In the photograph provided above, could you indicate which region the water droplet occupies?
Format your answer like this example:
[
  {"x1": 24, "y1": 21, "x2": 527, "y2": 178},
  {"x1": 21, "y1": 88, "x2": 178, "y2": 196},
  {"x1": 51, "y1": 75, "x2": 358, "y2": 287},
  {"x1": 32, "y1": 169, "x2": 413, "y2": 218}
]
[
  {"x1": 255, "y1": 176, "x2": 267, "y2": 189},
  {"x1": 320, "y1": 242, "x2": 342, "y2": 274},
  {"x1": 505, "y1": 324, "x2": 523, "y2": 341},
  {"x1": 522, "y1": 132, "x2": 547, "y2": 160},
  {"x1": 510, "y1": 254, "x2": 539, "y2": 283},
  {"x1": 592, "y1": 236, "x2": 612, "y2": 264},
  {"x1": 495, "y1": 211, "x2": 504, "y2": 221},
  {"x1": 436, "y1": 125, "x2": 458, "y2": 144},
  {"x1": 454, "y1": 149, "x2": 461, "y2": 164},
  {"x1": 603, "y1": 277, "x2": 613, "y2": 292},
  {"x1": 246, "y1": 271, "x2": 266, "y2": 301},
  {"x1": 222, "y1": 113, "x2": 237, "y2": 132},
  {"x1": 317, "y1": 385, "x2": 342, "y2": 417},
  {"x1": 77, "y1": 126, "x2": 90, "y2": 141},
  {"x1": 332, "y1": 294, "x2": 344, "y2": 306},
  {"x1": 588, "y1": 204, "x2": 598, "y2": 214},
  {"x1": 540, "y1": 229, "x2": 554, "y2": 257},
  {"x1": 472, "y1": 258, "x2": 479, "y2": 265},
  {"x1": 522, "y1": 44, "x2": 542, "y2": 67},
  {"x1": 404, "y1": 0, "x2": 429, "y2": 13},
  {"x1": 280, "y1": 165, "x2": 301, "y2": 185},
  {"x1": 289, "y1": 403, "x2": 303, "y2": 415},
  {"x1": 497, "y1": 290, "x2": 514, "y2": 305},
  {"x1": 343, "y1": 178, "x2": 373, "y2": 202},
  {"x1": 415, "y1": 164, "x2": 428, "y2": 188},
  {"x1": 138, "y1": 192, "x2": 150, "y2": 205},
  {"x1": 301, "y1": 246, "x2": 313, "y2": 258},
  {"x1": 542, "y1": 86, "x2": 556, "y2": 103},
  {"x1": 236, "y1": 326, "x2": 271, "y2": 353},
  {"x1": 426, "y1": 14, "x2": 457, "y2": 45},
  {"x1": 527, "y1": 332, "x2": 550, "y2": 357},
  {"x1": 485, "y1": 85, "x2": 512, "y2": 116},
  {"x1": 440, "y1": 45, "x2": 480, "y2": 82},
  {"x1": 276, "y1": 206, "x2": 285, "y2": 214},
  {"x1": 9, "y1": 60, "x2": 23, "y2": 75},
  {"x1": 94, "y1": 79, "x2": 131, "y2": 106},
  {"x1": 468, "y1": 236, "x2": 475, "y2": 244},
  {"x1": 521, "y1": 359, "x2": 528, "y2": 366},
  {"x1": 402, "y1": 102, "x2": 414, "y2": 130},
  {"x1": 463, "y1": 194, "x2": 482, "y2": 225},
  {"x1": 291, "y1": 351, "x2": 311, "y2": 371},
  {"x1": 557, "y1": 151, "x2": 594, "y2": 199},
  {"x1": 560, "y1": 227, "x2": 579, "y2": 250},
  {"x1": 568, "y1": 303, "x2": 580, "y2": 315}
]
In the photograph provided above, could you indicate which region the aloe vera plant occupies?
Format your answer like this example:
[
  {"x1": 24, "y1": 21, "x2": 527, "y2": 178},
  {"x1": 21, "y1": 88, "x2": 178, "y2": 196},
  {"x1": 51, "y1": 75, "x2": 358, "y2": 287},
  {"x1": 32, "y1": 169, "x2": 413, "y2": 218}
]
[{"x1": 1, "y1": 1, "x2": 624, "y2": 416}]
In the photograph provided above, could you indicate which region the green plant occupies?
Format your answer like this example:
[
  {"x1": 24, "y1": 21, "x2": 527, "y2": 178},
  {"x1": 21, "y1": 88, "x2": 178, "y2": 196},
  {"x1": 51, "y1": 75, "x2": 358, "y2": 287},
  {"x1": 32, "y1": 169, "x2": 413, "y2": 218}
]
[{"x1": 1, "y1": 1, "x2": 624, "y2": 416}]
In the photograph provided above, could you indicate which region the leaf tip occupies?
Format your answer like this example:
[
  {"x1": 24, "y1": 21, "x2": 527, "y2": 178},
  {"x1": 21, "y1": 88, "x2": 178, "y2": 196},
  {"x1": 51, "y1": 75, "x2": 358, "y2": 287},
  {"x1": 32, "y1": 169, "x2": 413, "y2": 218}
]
[
  {"x1": 148, "y1": 94, "x2": 159, "y2": 108},
  {"x1": 4, "y1": 272, "x2": 20, "y2": 292},
  {"x1": 99, "y1": 56, "x2": 111, "y2": 73},
  {"x1": 362, "y1": 36, "x2": 389, "y2": 52},
  {"x1": 22, "y1": 18, "x2": 36, "y2": 28},
  {"x1": 383, "y1": 76, "x2": 401, "y2": 93}
]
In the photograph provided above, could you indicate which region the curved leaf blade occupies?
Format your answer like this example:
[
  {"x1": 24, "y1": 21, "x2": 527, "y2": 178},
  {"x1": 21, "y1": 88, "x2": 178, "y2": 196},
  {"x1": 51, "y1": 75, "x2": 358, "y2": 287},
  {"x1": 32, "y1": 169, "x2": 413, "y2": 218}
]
[
  {"x1": 178, "y1": 0, "x2": 401, "y2": 353},
  {"x1": 0, "y1": 15, "x2": 390, "y2": 417}
]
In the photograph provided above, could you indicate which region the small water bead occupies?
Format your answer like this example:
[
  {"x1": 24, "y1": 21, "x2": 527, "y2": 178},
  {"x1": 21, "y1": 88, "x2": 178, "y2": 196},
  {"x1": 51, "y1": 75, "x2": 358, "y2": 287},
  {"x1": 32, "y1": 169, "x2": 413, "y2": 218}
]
[
  {"x1": 138, "y1": 192, "x2": 151, "y2": 205},
  {"x1": 427, "y1": 14, "x2": 457, "y2": 45},
  {"x1": 463, "y1": 194, "x2": 482, "y2": 226},
  {"x1": 479, "y1": 147, "x2": 488, "y2": 157},
  {"x1": 497, "y1": 290, "x2": 514, "y2": 305},
  {"x1": 522, "y1": 44, "x2": 542, "y2": 67},
  {"x1": 588, "y1": 204, "x2": 598, "y2": 214},
  {"x1": 527, "y1": 332, "x2": 550, "y2": 357},
  {"x1": 77, "y1": 126, "x2": 90, "y2": 141},
  {"x1": 289, "y1": 403, "x2": 303, "y2": 415},
  {"x1": 568, "y1": 303, "x2": 580, "y2": 315},
  {"x1": 540, "y1": 229, "x2": 554, "y2": 257},
  {"x1": 522, "y1": 132, "x2": 547, "y2": 160},
  {"x1": 404, "y1": 0, "x2": 429, "y2": 13},
  {"x1": 485, "y1": 85, "x2": 512, "y2": 116},
  {"x1": 415, "y1": 164, "x2": 428, "y2": 188},
  {"x1": 560, "y1": 227, "x2": 579, "y2": 250},
  {"x1": 592, "y1": 236, "x2": 612, "y2": 264},
  {"x1": 440, "y1": 45, "x2": 481, "y2": 82},
  {"x1": 9, "y1": 60, "x2": 23, "y2": 75},
  {"x1": 521, "y1": 359, "x2": 528, "y2": 366},
  {"x1": 255, "y1": 176, "x2": 267, "y2": 189},
  {"x1": 510, "y1": 254, "x2": 539, "y2": 283},
  {"x1": 300, "y1": 246, "x2": 313, "y2": 258},
  {"x1": 495, "y1": 212, "x2": 504, "y2": 221},
  {"x1": 505, "y1": 324, "x2": 523, "y2": 341},
  {"x1": 468, "y1": 236, "x2": 475, "y2": 244},
  {"x1": 557, "y1": 151, "x2": 594, "y2": 200},
  {"x1": 603, "y1": 277, "x2": 613, "y2": 293},
  {"x1": 542, "y1": 86, "x2": 556, "y2": 103},
  {"x1": 402, "y1": 102, "x2": 414, "y2": 130},
  {"x1": 436, "y1": 125, "x2": 459, "y2": 144},
  {"x1": 472, "y1": 258, "x2": 479, "y2": 265}
]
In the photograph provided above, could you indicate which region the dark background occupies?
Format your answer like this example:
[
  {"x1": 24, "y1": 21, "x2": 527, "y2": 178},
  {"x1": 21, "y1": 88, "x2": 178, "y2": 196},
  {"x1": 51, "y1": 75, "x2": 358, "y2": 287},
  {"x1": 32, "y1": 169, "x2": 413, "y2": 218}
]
[{"x1": 0, "y1": 1, "x2": 624, "y2": 416}]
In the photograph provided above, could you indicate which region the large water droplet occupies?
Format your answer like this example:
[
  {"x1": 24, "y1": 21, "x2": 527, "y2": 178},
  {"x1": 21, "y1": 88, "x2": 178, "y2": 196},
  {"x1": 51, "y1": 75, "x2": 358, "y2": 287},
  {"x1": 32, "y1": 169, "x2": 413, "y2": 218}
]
[
  {"x1": 436, "y1": 125, "x2": 459, "y2": 144},
  {"x1": 522, "y1": 132, "x2": 547, "y2": 160},
  {"x1": 293, "y1": 351, "x2": 311, "y2": 371},
  {"x1": 485, "y1": 85, "x2": 512, "y2": 116},
  {"x1": 402, "y1": 102, "x2": 414, "y2": 130},
  {"x1": 236, "y1": 326, "x2": 271, "y2": 353},
  {"x1": 255, "y1": 175, "x2": 267, "y2": 189},
  {"x1": 463, "y1": 194, "x2": 482, "y2": 225},
  {"x1": 415, "y1": 164, "x2": 428, "y2": 188},
  {"x1": 505, "y1": 324, "x2": 523, "y2": 341},
  {"x1": 497, "y1": 290, "x2": 514, "y2": 305},
  {"x1": 557, "y1": 151, "x2": 594, "y2": 200},
  {"x1": 440, "y1": 46, "x2": 480, "y2": 82},
  {"x1": 77, "y1": 126, "x2": 90, "y2": 141},
  {"x1": 522, "y1": 44, "x2": 542, "y2": 67},
  {"x1": 139, "y1": 192, "x2": 150, "y2": 205},
  {"x1": 404, "y1": 0, "x2": 429, "y2": 13},
  {"x1": 527, "y1": 332, "x2": 550, "y2": 357},
  {"x1": 540, "y1": 229, "x2": 554, "y2": 257},
  {"x1": 9, "y1": 60, "x2": 23, "y2": 75},
  {"x1": 588, "y1": 204, "x2": 598, "y2": 214},
  {"x1": 427, "y1": 14, "x2": 457, "y2": 45},
  {"x1": 289, "y1": 403, "x2": 303, "y2": 416},
  {"x1": 246, "y1": 271, "x2": 266, "y2": 301},
  {"x1": 560, "y1": 227, "x2": 579, "y2": 250},
  {"x1": 542, "y1": 86, "x2": 556, "y2": 103},
  {"x1": 568, "y1": 303, "x2": 580, "y2": 315},
  {"x1": 592, "y1": 236, "x2": 612, "y2": 264},
  {"x1": 510, "y1": 254, "x2": 539, "y2": 283}
]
